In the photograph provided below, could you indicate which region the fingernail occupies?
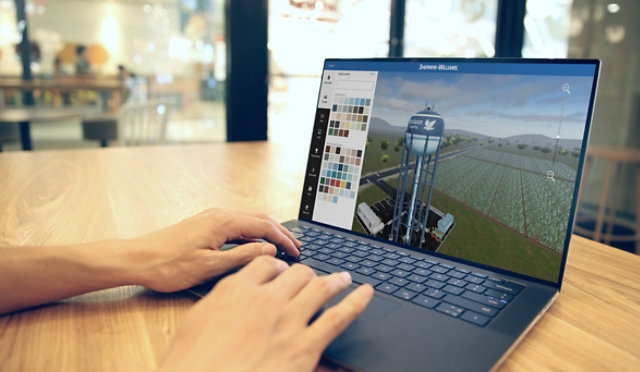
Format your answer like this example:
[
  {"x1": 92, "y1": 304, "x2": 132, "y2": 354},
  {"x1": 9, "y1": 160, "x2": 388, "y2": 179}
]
[
  {"x1": 261, "y1": 244, "x2": 276, "y2": 255},
  {"x1": 340, "y1": 271, "x2": 352, "y2": 283}
]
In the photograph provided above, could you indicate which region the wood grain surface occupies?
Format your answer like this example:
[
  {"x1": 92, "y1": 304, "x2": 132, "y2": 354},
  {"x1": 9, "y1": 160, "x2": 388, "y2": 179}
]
[{"x1": 0, "y1": 143, "x2": 638, "y2": 372}]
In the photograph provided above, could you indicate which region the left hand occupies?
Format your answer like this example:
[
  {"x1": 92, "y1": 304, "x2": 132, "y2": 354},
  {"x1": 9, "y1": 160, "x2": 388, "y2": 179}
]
[{"x1": 129, "y1": 208, "x2": 301, "y2": 292}]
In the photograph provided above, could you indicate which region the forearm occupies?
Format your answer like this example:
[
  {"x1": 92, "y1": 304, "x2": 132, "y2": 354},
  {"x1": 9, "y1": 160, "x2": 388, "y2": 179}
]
[{"x1": 0, "y1": 239, "x2": 140, "y2": 315}]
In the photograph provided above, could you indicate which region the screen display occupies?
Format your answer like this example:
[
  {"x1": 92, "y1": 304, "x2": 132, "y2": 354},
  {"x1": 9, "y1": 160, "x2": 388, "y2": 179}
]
[{"x1": 299, "y1": 59, "x2": 597, "y2": 283}]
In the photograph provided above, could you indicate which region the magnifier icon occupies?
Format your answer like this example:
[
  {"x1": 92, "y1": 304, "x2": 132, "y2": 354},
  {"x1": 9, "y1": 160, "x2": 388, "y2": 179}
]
[
  {"x1": 562, "y1": 83, "x2": 571, "y2": 95},
  {"x1": 547, "y1": 170, "x2": 556, "y2": 182}
]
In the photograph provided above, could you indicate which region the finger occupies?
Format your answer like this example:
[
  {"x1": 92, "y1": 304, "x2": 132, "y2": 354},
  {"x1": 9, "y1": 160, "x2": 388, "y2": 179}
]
[
  {"x1": 246, "y1": 212, "x2": 302, "y2": 250},
  {"x1": 305, "y1": 284, "x2": 374, "y2": 352},
  {"x1": 229, "y1": 215, "x2": 300, "y2": 257},
  {"x1": 266, "y1": 263, "x2": 316, "y2": 299},
  {"x1": 287, "y1": 272, "x2": 352, "y2": 322},
  {"x1": 213, "y1": 242, "x2": 277, "y2": 273},
  {"x1": 235, "y1": 255, "x2": 289, "y2": 284}
]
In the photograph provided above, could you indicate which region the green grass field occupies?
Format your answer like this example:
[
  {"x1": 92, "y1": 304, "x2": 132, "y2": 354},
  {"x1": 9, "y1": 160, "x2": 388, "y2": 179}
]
[{"x1": 381, "y1": 175, "x2": 561, "y2": 282}]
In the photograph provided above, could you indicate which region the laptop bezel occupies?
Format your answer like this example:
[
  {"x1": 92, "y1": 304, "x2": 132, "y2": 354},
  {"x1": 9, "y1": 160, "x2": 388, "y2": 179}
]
[{"x1": 296, "y1": 57, "x2": 601, "y2": 290}]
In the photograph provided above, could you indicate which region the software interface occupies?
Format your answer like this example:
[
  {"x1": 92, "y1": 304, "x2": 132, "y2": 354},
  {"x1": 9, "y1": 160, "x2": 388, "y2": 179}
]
[{"x1": 300, "y1": 60, "x2": 597, "y2": 282}]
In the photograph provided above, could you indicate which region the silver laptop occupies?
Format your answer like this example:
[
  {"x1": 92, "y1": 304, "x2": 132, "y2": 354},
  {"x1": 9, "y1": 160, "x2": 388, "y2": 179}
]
[{"x1": 196, "y1": 58, "x2": 600, "y2": 372}]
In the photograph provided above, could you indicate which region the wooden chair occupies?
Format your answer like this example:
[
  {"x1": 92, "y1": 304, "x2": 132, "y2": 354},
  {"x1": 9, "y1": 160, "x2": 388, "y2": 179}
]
[
  {"x1": 0, "y1": 123, "x2": 20, "y2": 152},
  {"x1": 81, "y1": 99, "x2": 173, "y2": 147},
  {"x1": 575, "y1": 146, "x2": 640, "y2": 253}
]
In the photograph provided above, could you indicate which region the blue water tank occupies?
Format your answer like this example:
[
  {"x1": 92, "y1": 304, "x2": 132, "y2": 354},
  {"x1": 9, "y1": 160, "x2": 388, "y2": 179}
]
[{"x1": 405, "y1": 108, "x2": 445, "y2": 156}]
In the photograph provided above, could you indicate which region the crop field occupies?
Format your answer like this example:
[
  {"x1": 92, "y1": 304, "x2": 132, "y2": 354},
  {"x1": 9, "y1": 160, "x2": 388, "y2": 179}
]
[{"x1": 433, "y1": 148, "x2": 576, "y2": 253}]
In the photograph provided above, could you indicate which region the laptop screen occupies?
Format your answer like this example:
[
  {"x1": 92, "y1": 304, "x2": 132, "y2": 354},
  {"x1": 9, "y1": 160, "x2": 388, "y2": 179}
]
[{"x1": 299, "y1": 58, "x2": 599, "y2": 284}]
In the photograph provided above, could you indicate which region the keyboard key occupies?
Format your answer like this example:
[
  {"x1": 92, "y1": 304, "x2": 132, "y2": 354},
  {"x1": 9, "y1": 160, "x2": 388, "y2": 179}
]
[
  {"x1": 412, "y1": 295, "x2": 440, "y2": 309},
  {"x1": 448, "y1": 271, "x2": 467, "y2": 279},
  {"x1": 465, "y1": 283, "x2": 486, "y2": 293},
  {"x1": 356, "y1": 267, "x2": 376, "y2": 276},
  {"x1": 424, "y1": 288, "x2": 446, "y2": 299},
  {"x1": 430, "y1": 273, "x2": 450, "y2": 282},
  {"x1": 343, "y1": 242, "x2": 357, "y2": 248},
  {"x1": 415, "y1": 261, "x2": 433, "y2": 269},
  {"x1": 314, "y1": 254, "x2": 330, "y2": 261},
  {"x1": 487, "y1": 276, "x2": 504, "y2": 283},
  {"x1": 461, "y1": 311, "x2": 490, "y2": 326},
  {"x1": 442, "y1": 285, "x2": 464, "y2": 295},
  {"x1": 315, "y1": 239, "x2": 329, "y2": 246},
  {"x1": 397, "y1": 263, "x2": 415, "y2": 271},
  {"x1": 484, "y1": 289, "x2": 514, "y2": 302},
  {"x1": 412, "y1": 268, "x2": 431, "y2": 276},
  {"x1": 397, "y1": 251, "x2": 409, "y2": 256},
  {"x1": 406, "y1": 274, "x2": 427, "y2": 284},
  {"x1": 338, "y1": 247, "x2": 355, "y2": 254},
  {"x1": 439, "y1": 263, "x2": 454, "y2": 270},
  {"x1": 390, "y1": 269, "x2": 410, "y2": 278},
  {"x1": 326, "y1": 258, "x2": 345, "y2": 266},
  {"x1": 374, "y1": 264, "x2": 393, "y2": 273},
  {"x1": 377, "y1": 282, "x2": 398, "y2": 294},
  {"x1": 330, "y1": 251, "x2": 348, "y2": 259},
  {"x1": 447, "y1": 278, "x2": 467, "y2": 287},
  {"x1": 467, "y1": 276, "x2": 485, "y2": 285},
  {"x1": 470, "y1": 272, "x2": 487, "y2": 278},
  {"x1": 353, "y1": 250, "x2": 368, "y2": 258},
  {"x1": 406, "y1": 282, "x2": 428, "y2": 293},
  {"x1": 443, "y1": 295, "x2": 498, "y2": 317},
  {"x1": 384, "y1": 253, "x2": 401, "y2": 260},
  {"x1": 360, "y1": 260, "x2": 377, "y2": 268},
  {"x1": 393, "y1": 288, "x2": 418, "y2": 301},
  {"x1": 424, "y1": 279, "x2": 446, "y2": 289},
  {"x1": 348, "y1": 271, "x2": 381, "y2": 287},
  {"x1": 345, "y1": 256, "x2": 363, "y2": 263},
  {"x1": 341, "y1": 262, "x2": 361, "y2": 271},
  {"x1": 300, "y1": 258, "x2": 339, "y2": 274},
  {"x1": 462, "y1": 291, "x2": 506, "y2": 309},
  {"x1": 431, "y1": 266, "x2": 450, "y2": 274},
  {"x1": 330, "y1": 238, "x2": 343, "y2": 244},
  {"x1": 483, "y1": 280, "x2": 522, "y2": 295},
  {"x1": 318, "y1": 247, "x2": 333, "y2": 254},
  {"x1": 381, "y1": 259, "x2": 399, "y2": 267},
  {"x1": 355, "y1": 245, "x2": 370, "y2": 251},
  {"x1": 399, "y1": 257, "x2": 416, "y2": 264},
  {"x1": 388, "y1": 277, "x2": 409, "y2": 287},
  {"x1": 367, "y1": 255, "x2": 383, "y2": 262},
  {"x1": 326, "y1": 243, "x2": 341, "y2": 249},
  {"x1": 371, "y1": 249, "x2": 386, "y2": 256},
  {"x1": 372, "y1": 272, "x2": 391, "y2": 281},
  {"x1": 436, "y1": 303, "x2": 464, "y2": 318}
]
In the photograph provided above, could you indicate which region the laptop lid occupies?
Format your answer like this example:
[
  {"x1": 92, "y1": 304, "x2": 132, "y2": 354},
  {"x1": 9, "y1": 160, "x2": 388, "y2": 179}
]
[{"x1": 298, "y1": 58, "x2": 599, "y2": 288}]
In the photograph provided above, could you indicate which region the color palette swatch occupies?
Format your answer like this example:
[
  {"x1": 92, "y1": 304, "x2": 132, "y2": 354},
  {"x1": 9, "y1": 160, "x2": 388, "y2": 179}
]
[
  {"x1": 329, "y1": 97, "x2": 371, "y2": 137},
  {"x1": 318, "y1": 145, "x2": 363, "y2": 203}
]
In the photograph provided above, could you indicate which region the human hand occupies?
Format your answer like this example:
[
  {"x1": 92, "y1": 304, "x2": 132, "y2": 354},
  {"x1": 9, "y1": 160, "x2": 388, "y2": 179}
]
[
  {"x1": 130, "y1": 208, "x2": 301, "y2": 292},
  {"x1": 158, "y1": 256, "x2": 374, "y2": 372}
]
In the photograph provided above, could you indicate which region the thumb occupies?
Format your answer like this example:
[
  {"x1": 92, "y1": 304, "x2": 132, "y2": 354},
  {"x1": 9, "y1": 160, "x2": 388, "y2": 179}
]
[{"x1": 214, "y1": 242, "x2": 277, "y2": 272}]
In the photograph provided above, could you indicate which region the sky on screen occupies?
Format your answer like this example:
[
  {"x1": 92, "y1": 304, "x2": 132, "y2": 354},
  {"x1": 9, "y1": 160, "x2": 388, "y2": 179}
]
[{"x1": 372, "y1": 71, "x2": 594, "y2": 139}]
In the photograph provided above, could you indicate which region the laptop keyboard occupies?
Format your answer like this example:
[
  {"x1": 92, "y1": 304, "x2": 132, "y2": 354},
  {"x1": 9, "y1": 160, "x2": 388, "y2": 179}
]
[{"x1": 281, "y1": 225, "x2": 524, "y2": 327}]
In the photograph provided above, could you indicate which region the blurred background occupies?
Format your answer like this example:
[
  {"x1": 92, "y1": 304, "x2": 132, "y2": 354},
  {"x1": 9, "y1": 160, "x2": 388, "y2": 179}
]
[{"x1": 0, "y1": 0, "x2": 638, "y2": 252}]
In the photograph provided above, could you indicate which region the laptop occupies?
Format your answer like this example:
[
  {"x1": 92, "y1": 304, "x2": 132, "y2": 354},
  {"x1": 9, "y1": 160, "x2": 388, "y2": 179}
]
[{"x1": 193, "y1": 58, "x2": 600, "y2": 372}]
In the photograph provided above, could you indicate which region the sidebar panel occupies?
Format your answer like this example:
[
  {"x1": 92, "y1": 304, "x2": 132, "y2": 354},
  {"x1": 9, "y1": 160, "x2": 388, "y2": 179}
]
[{"x1": 299, "y1": 107, "x2": 330, "y2": 220}]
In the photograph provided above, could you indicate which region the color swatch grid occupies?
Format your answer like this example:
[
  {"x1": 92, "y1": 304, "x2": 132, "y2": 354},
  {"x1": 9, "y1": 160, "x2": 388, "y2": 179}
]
[
  {"x1": 318, "y1": 145, "x2": 363, "y2": 203},
  {"x1": 329, "y1": 97, "x2": 371, "y2": 138}
]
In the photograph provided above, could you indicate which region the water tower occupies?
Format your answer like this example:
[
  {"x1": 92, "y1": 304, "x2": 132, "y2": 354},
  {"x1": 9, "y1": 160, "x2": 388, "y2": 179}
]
[{"x1": 389, "y1": 103, "x2": 444, "y2": 246}]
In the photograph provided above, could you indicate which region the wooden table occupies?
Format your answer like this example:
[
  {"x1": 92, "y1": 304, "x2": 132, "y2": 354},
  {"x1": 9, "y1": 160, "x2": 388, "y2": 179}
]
[
  {"x1": 0, "y1": 143, "x2": 638, "y2": 371},
  {"x1": 0, "y1": 108, "x2": 81, "y2": 150}
]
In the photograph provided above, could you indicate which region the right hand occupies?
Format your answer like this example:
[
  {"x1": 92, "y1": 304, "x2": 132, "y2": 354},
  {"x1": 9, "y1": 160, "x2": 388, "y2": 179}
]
[{"x1": 157, "y1": 256, "x2": 374, "y2": 372}]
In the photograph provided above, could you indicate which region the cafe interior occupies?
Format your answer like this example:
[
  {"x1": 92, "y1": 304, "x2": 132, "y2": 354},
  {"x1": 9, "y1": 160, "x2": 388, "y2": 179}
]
[{"x1": 0, "y1": 0, "x2": 638, "y2": 254}]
